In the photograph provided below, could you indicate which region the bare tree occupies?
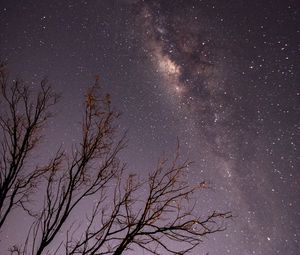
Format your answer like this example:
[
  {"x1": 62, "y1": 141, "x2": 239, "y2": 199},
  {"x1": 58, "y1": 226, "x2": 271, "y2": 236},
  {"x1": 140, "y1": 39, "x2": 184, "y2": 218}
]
[
  {"x1": 3, "y1": 68, "x2": 230, "y2": 255},
  {"x1": 11, "y1": 81, "x2": 126, "y2": 255},
  {"x1": 65, "y1": 150, "x2": 231, "y2": 255},
  {"x1": 0, "y1": 62, "x2": 59, "y2": 230}
]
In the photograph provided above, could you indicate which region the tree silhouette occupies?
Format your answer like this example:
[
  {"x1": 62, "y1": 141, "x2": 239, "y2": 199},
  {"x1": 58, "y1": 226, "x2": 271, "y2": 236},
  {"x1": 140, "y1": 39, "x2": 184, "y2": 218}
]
[
  {"x1": 0, "y1": 62, "x2": 59, "y2": 230},
  {"x1": 1, "y1": 64, "x2": 231, "y2": 255}
]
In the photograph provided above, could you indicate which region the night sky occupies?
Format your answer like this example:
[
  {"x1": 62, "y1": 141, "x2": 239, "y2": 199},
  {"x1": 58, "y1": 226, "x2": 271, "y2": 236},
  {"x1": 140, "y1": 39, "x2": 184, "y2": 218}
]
[{"x1": 0, "y1": 0, "x2": 299, "y2": 254}]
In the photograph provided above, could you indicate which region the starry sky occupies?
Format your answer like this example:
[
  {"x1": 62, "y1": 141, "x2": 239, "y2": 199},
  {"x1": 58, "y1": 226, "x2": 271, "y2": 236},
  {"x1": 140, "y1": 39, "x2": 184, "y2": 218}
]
[{"x1": 0, "y1": 0, "x2": 299, "y2": 254}]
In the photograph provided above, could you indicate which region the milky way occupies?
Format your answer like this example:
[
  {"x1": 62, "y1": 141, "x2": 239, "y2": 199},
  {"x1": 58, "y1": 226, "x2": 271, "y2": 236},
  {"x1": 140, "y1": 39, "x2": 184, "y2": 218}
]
[
  {"x1": 0, "y1": 0, "x2": 299, "y2": 254},
  {"x1": 133, "y1": 1, "x2": 300, "y2": 254},
  {"x1": 136, "y1": 1, "x2": 238, "y2": 156}
]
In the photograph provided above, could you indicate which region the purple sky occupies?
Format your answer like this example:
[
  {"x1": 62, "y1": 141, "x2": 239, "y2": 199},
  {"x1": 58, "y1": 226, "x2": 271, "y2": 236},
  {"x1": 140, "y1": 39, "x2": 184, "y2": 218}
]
[{"x1": 0, "y1": 0, "x2": 299, "y2": 254}]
